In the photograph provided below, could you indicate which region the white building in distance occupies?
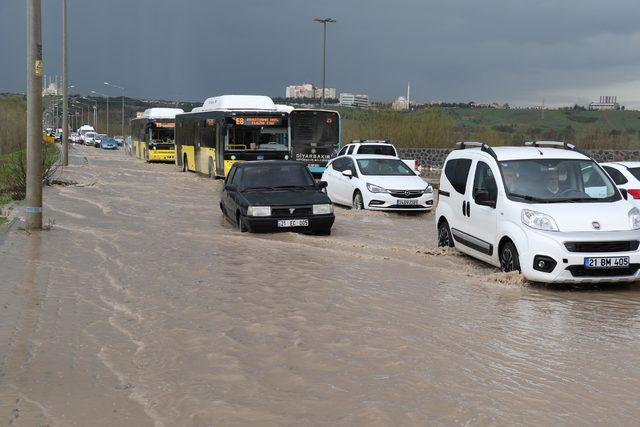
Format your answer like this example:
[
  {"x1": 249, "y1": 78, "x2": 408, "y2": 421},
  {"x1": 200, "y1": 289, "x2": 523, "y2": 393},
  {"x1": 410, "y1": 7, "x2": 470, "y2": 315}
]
[
  {"x1": 392, "y1": 96, "x2": 409, "y2": 111},
  {"x1": 339, "y1": 93, "x2": 370, "y2": 108},
  {"x1": 315, "y1": 87, "x2": 336, "y2": 99},
  {"x1": 589, "y1": 96, "x2": 621, "y2": 111}
]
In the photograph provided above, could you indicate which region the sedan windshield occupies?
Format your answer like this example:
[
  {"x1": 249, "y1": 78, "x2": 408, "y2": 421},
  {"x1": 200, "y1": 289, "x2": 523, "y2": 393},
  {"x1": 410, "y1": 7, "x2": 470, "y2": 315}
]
[
  {"x1": 499, "y1": 159, "x2": 620, "y2": 203},
  {"x1": 242, "y1": 165, "x2": 315, "y2": 190},
  {"x1": 356, "y1": 158, "x2": 415, "y2": 176}
]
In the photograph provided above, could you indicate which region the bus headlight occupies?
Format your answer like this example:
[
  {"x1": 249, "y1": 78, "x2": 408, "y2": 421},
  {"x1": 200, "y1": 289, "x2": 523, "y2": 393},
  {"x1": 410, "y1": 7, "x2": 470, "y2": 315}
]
[
  {"x1": 313, "y1": 204, "x2": 333, "y2": 215},
  {"x1": 247, "y1": 206, "x2": 271, "y2": 217},
  {"x1": 231, "y1": 155, "x2": 236, "y2": 160}
]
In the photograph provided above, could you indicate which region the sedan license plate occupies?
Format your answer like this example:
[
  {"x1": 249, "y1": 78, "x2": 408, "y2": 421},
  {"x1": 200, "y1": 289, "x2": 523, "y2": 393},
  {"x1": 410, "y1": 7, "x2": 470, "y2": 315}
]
[
  {"x1": 396, "y1": 199, "x2": 419, "y2": 206},
  {"x1": 277, "y1": 219, "x2": 309, "y2": 228},
  {"x1": 584, "y1": 256, "x2": 630, "y2": 269}
]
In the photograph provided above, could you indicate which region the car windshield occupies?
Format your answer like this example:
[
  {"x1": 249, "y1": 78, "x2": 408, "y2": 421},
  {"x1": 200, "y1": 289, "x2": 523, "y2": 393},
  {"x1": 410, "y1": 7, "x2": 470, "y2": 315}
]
[
  {"x1": 241, "y1": 165, "x2": 316, "y2": 190},
  {"x1": 356, "y1": 158, "x2": 415, "y2": 176},
  {"x1": 499, "y1": 159, "x2": 620, "y2": 203},
  {"x1": 357, "y1": 145, "x2": 396, "y2": 156}
]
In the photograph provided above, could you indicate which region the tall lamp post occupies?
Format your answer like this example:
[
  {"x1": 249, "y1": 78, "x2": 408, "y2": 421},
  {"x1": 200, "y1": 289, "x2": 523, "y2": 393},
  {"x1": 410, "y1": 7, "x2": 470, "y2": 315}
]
[
  {"x1": 104, "y1": 81, "x2": 125, "y2": 137},
  {"x1": 313, "y1": 18, "x2": 336, "y2": 107},
  {"x1": 91, "y1": 90, "x2": 109, "y2": 134},
  {"x1": 62, "y1": 0, "x2": 69, "y2": 166}
]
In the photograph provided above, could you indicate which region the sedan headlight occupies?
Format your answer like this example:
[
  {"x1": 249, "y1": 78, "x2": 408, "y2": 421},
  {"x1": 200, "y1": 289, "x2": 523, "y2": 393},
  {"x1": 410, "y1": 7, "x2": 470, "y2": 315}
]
[
  {"x1": 366, "y1": 183, "x2": 388, "y2": 193},
  {"x1": 423, "y1": 185, "x2": 433, "y2": 194},
  {"x1": 521, "y1": 209, "x2": 559, "y2": 232},
  {"x1": 247, "y1": 206, "x2": 271, "y2": 217},
  {"x1": 629, "y1": 208, "x2": 640, "y2": 230},
  {"x1": 313, "y1": 204, "x2": 333, "y2": 215}
]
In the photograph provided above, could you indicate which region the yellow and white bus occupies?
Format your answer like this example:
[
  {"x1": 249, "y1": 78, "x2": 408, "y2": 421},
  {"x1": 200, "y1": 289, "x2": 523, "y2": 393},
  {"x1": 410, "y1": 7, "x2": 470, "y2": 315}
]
[
  {"x1": 130, "y1": 108, "x2": 184, "y2": 162},
  {"x1": 175, "y1": 96, "x2": 290, "y2": 178}
]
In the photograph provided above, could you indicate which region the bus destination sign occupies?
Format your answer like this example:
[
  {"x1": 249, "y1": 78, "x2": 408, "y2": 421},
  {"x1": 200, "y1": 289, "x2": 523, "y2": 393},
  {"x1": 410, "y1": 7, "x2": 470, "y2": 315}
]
[{"x1": 235, "y1": 117, "x2": 282, "y2": 126}]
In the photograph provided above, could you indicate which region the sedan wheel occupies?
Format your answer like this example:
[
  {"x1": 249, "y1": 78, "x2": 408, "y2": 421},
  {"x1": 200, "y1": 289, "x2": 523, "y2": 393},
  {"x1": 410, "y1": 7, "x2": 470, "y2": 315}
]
[{"x1": 352, "y1": 191, "x2": 364, "y2": 210}]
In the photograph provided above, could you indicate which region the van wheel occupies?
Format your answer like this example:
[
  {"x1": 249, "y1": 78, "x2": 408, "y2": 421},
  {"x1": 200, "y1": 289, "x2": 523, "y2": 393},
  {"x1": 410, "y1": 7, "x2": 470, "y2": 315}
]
[
  {"x1": 208, "y1": 158, "x2": 215, "y2": 179},
  {"x1": 437, "y1": 221, "x2": 454, "y2": 247},
  {"x1": 352, "y1": 191, "x2": 364, "y2": 210},
  {"x1": 500, "y1": 241, "x2": 521, "y2": 273}
]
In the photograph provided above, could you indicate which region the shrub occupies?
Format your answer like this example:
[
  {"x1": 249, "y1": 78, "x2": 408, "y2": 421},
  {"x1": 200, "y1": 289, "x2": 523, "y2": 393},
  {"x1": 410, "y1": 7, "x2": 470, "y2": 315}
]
[{"x1": 0, "y1": 144, "x2": 60, "y2": 199}]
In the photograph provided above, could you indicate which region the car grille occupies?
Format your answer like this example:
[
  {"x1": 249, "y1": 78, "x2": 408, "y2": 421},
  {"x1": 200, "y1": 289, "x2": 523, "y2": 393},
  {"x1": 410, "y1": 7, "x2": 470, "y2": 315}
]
[
  {"x1": 389, "y1": 190, "x2": 424, "y2": 199},
  {"x1": 272, "y1": 206, "x2": 313, "y2": 217},
  {"x1": 564, "y1": 241, "x2": 639, "y2": 253},
  {"x1": 566, "y1": 264, "x2": 640, "y2": 277}
]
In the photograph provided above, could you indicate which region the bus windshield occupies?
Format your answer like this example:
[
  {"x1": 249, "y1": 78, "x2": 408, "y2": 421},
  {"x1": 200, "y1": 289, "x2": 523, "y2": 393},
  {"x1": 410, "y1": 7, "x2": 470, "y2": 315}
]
[{"x1": 227, "y1": 126, "x2": 288, "y2": 151}]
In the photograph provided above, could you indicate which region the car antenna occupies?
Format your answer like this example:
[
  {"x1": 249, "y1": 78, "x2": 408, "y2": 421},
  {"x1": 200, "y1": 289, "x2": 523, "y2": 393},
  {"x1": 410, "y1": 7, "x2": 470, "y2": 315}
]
[{"x1": 526, "y1": 141, "x2": 544, "y2": 156}]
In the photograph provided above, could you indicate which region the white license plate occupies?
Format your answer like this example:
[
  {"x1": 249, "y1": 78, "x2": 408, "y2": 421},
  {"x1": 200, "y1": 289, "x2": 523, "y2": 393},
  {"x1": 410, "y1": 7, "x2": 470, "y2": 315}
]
[
  {"x1": 584, "y1": 256, "x2": 630, "y2": 268},
  {"x1": 277, "y1": 219, "x2": 309, "y2": 228},
  {"x1": 396, "y1": 199, "x2": 419, "y2": 205}
]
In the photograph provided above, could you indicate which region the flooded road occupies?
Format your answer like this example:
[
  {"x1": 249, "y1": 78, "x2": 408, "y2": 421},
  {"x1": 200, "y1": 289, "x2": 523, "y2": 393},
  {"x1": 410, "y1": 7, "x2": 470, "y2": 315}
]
[{"x1": 2, "y1": 145, "x2": 640, "y2": 426}]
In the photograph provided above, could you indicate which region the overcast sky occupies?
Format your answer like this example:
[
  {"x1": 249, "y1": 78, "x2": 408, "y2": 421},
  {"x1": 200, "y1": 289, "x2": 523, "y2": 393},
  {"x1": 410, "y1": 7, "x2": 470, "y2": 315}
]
[{"x1": 2, "y1": 0, "x2": 640, "y2": 107}]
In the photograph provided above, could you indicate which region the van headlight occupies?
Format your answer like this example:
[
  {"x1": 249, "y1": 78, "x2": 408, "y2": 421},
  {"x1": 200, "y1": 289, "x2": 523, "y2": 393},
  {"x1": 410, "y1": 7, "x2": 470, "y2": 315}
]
[
  {"x1": 313, "y1": 204, "x2": 333, "y2": 215},
  {"x1": 521, "y1": 209, "x2": 559, "y2": 232},
  {"x1": 247, "y1": 206, "x2": 271, "y2": 217},
  {"x1": 629, "y1": 208, "x2": 640, "y2": 230},
  {"x1": 366, "y1": 183, "x2": 388, "y2": 193}
]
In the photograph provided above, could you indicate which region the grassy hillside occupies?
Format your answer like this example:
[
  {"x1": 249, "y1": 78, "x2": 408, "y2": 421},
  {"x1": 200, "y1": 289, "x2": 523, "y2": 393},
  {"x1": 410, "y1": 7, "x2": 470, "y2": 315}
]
[{"x1": 338, "y1": 107, "x2": 640, "y2": 149}]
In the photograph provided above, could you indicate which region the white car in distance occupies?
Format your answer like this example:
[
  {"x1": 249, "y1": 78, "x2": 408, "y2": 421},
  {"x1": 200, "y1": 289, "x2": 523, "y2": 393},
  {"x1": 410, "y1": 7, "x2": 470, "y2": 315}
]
[
  {"x1": 83, "y1": 131, "x2": 97, "y2": 146},
  {"x1": 321, "y1": 154, "x2": 434, "y2": 211},
  {"x1": 601, "y1": 162, "x2": 640, "y2": 207}
]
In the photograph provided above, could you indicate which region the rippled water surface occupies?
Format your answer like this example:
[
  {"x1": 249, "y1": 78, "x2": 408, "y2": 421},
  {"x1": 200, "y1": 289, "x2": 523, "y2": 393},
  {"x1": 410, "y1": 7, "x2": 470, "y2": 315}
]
[{"x1": 1, "y1": 146, "x2": 640, "y2": 426}]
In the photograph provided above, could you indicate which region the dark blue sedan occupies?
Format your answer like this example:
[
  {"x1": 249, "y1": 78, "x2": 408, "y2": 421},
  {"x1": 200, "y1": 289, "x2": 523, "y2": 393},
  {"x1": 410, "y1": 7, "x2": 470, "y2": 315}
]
[{"x1": 100, "y1": 137, "x2": 118, "y2": 150}]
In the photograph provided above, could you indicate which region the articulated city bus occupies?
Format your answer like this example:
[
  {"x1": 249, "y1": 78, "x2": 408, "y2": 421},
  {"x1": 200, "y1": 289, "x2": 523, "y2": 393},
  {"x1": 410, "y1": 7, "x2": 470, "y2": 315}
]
[
  {"x1": 175, "y1": 96, "x2": 290, "y2": 178},
  {"x1": 289, "y1": 109, "x2": 341, "y2": 176},
  {"x1": 130, "y1": 108, "x2": 184, "y2": 162}
]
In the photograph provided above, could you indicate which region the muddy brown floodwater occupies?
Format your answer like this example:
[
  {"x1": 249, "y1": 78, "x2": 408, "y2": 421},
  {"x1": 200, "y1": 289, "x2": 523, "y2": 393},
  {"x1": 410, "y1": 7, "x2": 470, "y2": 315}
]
[{"x1": 2, "y1": 145, "x2": 640, "y2": 426}]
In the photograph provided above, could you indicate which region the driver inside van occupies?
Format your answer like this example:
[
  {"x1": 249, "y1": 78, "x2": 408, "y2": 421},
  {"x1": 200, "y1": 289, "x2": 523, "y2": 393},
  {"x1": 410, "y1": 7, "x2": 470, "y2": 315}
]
[{"x1": 544, "y1": 167, "x2": 561, "y2": 196}]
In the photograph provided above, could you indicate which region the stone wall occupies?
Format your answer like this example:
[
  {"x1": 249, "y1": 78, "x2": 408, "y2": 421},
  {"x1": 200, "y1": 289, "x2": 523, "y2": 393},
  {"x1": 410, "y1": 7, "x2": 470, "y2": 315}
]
[{"x1": 398, "y1": 147, "x2": 640, "y2": 170}]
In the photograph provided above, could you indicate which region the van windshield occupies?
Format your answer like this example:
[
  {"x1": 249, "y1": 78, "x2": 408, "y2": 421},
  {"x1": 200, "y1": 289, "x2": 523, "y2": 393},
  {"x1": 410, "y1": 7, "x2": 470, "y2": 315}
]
[{"x1": 499, "y1": 159, "x2": 620, "y2": 203}]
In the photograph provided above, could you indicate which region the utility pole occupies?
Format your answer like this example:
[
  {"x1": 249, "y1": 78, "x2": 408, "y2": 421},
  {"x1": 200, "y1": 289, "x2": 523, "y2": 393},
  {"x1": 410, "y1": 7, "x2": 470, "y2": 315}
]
[
  {"x1": 62, "y1": 0, "x2": 69, "y2": 166},
  {"x1": 26, "y1": 0, "x2": 43, "y2": 230},
  {"x1": 314, "y1": 18, "x2": 336, "y2": 107}
]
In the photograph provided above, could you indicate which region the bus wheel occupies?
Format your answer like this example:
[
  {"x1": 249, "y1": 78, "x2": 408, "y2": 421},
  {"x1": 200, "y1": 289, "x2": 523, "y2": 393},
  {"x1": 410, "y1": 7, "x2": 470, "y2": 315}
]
[
  {"x1": 208, "y1": 158, "x2": 215, "y2": 179},
  {"x1": 182, "y1": 155, "x2": 188, "y2": 172}
]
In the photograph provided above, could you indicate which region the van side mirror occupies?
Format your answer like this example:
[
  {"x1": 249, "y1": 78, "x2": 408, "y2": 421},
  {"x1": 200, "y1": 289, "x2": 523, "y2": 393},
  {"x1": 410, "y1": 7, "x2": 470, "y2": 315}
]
[
  {"x1": 318, "y1": 181, "x2": 328, "y2": 189},
  {"x1": 620, "y1": 188, "x2": 628, "y2": 200},
  {"x1": 474, "y1": 190, "x2": 496, "y2": 208},
  {"x1": 342, "y1": 169, "x2": 353, "y2": 178},
  {"x1": 225, "y1": 184, "x2": 238, "y2": 192}
]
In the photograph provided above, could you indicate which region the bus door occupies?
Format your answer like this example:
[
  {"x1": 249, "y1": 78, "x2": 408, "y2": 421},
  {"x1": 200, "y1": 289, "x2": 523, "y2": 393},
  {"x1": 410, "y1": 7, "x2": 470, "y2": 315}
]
[
  {"x1": 289, "y1": 110, "x2": 340, "y2": 175},
  {"x1": 216, "y1": 125, "x2": 224, "y2": 176}
]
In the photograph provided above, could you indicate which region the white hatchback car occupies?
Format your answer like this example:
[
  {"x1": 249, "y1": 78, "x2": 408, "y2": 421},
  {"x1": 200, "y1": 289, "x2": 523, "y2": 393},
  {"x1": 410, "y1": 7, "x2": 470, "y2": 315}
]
[
  {"x1": 601, "y1": 162, "x2": 640, "y2": 207},
  {"x1": 436, "y1": 141, "x2": 640, "y2": 283},
  {"x1": 321, "y1": 154, "x2": 434, "y2": 211}
]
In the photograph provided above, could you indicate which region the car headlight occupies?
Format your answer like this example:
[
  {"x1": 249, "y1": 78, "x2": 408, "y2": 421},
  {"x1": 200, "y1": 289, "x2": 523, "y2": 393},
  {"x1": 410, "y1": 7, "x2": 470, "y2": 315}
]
[
  {"x1": 629, "y1": 208, "x2": 640, "y2": 230},
  {"x1": 313, "y1": 204, "x2": 333, "y2": 215},
  {"x1": 366, "y1": 183, "x2": 388, "y2": 193},
  {"x1": 247, "y1": 206, "x2": 271, "y2": 217},
  {"x1": 423, "y1": 185, "x2": 433, "y2": 194},
  {"x1": 521, "y1": 209, "x2": 559, "y2": 232}
]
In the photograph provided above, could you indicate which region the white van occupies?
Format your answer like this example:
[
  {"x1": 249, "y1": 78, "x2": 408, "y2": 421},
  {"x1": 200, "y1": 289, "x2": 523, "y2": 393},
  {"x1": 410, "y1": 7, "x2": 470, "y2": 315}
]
[{"x1": 436, "y1": 141, "x2": 640, "y2": 283}]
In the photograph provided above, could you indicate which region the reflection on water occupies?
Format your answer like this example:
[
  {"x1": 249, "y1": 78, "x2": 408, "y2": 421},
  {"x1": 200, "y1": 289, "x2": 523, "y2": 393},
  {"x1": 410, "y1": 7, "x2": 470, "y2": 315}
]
[{"x1": 0, "y1": 145, "x2": 639, "y2": 426}]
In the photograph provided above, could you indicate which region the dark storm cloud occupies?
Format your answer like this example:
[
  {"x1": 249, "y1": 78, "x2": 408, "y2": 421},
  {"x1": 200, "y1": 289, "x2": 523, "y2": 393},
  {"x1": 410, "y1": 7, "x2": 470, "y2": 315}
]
[{"x1": 2, "y1": 0, "x2": 640, "y2": 105}]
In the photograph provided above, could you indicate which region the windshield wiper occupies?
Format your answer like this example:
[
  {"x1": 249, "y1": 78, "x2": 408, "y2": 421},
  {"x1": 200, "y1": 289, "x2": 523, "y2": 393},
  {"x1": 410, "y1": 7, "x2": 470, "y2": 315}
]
[
  {"x1": 508, "y1": 193, "x2": 548, "y2": 203},
  {"x1": 242, "y1": 186, "x2": 276, "y2": 191},
  {"x1": 276, "y1": 185, "x2": 313, "y2": 190}
]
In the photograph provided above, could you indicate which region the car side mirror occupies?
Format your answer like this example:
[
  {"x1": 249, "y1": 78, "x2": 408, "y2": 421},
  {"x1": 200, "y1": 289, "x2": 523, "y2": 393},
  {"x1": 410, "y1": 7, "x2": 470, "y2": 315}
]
[
  {"x1": 225, "y1": 184, "x2": 238, "y2": 192},
  {"x1": 318, "y1": 181, "x2": 328, "y2": 189},
  {"x1": 474, "y1": 190, "x2": 496, "y2": 208},
  {"x1": 342, "y1": 169, "x2": 353, "y2": 178},
  {"x1": 620, "y1": 188, "x2": 628, "y2": 200}
]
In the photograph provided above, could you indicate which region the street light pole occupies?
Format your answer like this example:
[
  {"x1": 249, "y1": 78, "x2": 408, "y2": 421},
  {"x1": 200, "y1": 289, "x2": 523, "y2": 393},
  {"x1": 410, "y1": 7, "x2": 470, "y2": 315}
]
[
  {"x1": 91, "y1": 90, "x2": 109, "y2": 134},
  {"x1": 104, "y1": 82, "x2": 125, "y2": 138},
  {"x1": 314, "y1": 18, "x2": 336, "y2": 107},
  {"x1": 26, "y1": 0, "x2": 43, "y2": 230},
  {"x1": 62, "y1": 0, "x2": 69, "y2": 166}
]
